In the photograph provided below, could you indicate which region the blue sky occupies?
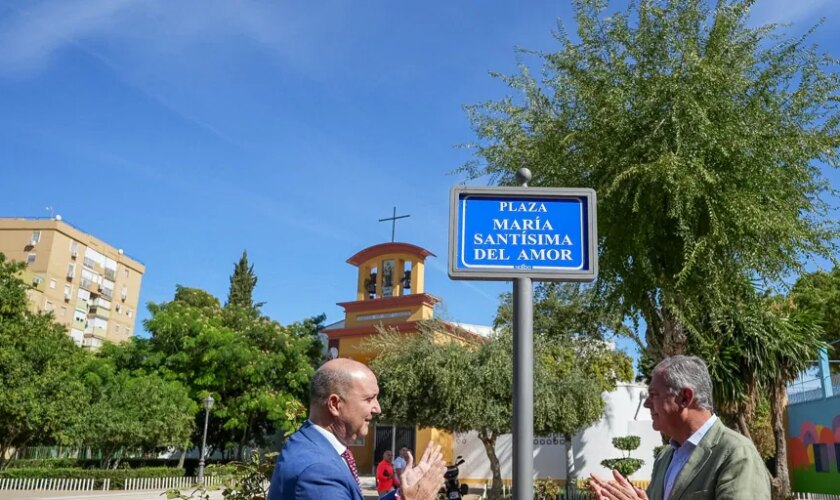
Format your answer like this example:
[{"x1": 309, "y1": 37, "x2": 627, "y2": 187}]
[{"x1": 1, "y1": 0, "x2": 838, "y2": 361}]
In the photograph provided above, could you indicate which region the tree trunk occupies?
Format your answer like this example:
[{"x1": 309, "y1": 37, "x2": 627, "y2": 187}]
[
  {"x1": 642, "y1": 302, "x2": 687, "y2": 363},
  {"x1": 769, "y1": 382, "x2": 790, "y2": 499},
  {"x1": 564, "y1": 433, "x2": 575, "y2": 497},
  {"x1": 101, "y1": 448, "x2": 114, "y2": 470},
  {"x1": 479, "y1": 432, "x2": 502, "y2": 500},
  {"x1": 661, "y1": 307, "x2": 687, "y2": 356},
  {"x1": 177, "y1": 447, "x2": 187, "y2": 469},
  {"x1": 736, "y1": 412, "x2": 753, "y2": 440}
]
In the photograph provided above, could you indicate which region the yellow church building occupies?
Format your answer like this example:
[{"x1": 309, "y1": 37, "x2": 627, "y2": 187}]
[{"x1": 321, "y1": 241, "x2": 482, "y2": 473}]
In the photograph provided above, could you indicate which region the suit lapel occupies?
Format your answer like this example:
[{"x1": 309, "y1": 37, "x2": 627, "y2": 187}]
[
  {"x1": 649, "y1": 447, "x2": 674, "y2": 500},
  {"x1": 666, "y1": 420, "x2": 723, "y2": 499},
  {"x1": 299, "y1": 422, "x2": 363, "y2": 497}
]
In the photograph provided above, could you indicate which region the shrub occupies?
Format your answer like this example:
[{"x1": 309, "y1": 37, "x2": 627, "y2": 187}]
[
  {"x1": 6, "y1": 458, "x2": 80, "y2": 469},
  {"x1": 653, "y1": 445, "x2": 668, "y2": 460},
  {"x1": 600, "y1": 436, "x2": 645, "y2": 479}
]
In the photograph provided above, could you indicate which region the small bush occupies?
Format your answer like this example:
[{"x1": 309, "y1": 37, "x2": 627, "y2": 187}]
[
  {"x1": 653, "y1": 445, "x2": 668, "y2": 460},
  {"x1": 600, "y1": 458, "x2": 645, "y2": 478},
  {"x1": 600, "y1": 435, "x2": 644, "y2": 478},
  {"x1": 612, "y1": 436, "x2": 641, "y2": 452},
  {"x1": 6, "y1": 459, "x2": 80, "y2": 469}
]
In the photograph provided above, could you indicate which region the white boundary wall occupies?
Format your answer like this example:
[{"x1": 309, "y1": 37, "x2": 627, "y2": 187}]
[{"x1": 456, "y1": 383, "x2": 661, "y2": 483}]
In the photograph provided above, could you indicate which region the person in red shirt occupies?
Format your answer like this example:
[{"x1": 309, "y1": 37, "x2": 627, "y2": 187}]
[{"x1": 376, "y1": 450, "x2": 400, "y2": 497}]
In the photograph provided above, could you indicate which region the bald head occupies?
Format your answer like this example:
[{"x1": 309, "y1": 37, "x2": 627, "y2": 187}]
[
  {"x1": 309, "y1": 358, "x2": 381, "y2": 444},
  {"x1": 310, "y1": 358, "x2": 375, "y2": 408}
]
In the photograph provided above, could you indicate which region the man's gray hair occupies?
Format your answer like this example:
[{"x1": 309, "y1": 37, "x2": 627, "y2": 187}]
[
  {"x1": 653, "y1": 355, "x2": 715, "y2": 412},
  {"x1": 310, "y1": 364, "x2": 353, "y2": 406}
]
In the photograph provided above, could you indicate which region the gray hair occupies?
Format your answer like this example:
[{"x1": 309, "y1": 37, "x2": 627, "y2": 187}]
[
  {"x1": 653, "y1": 355, "x2": 715, "y2": 412},
  {"x1": 310, "y1": 364, "x2": 353, "y2": 406}
]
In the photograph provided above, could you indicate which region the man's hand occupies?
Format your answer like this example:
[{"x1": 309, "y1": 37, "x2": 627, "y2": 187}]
[
  {"x1": 589, "y1": 470, "x2": 649, "y2": 500},
  {"x1": 399, "y1": 442, "x2": 445, "y2": 500}
]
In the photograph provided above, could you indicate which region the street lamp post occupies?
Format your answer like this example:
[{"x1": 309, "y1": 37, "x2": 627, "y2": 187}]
[{"x1": 197, "y1": 395, "x2": 215, "y2": 486}]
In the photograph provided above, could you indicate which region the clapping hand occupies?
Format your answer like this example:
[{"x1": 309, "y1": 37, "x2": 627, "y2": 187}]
[
  {"x1": 589, "y1": 470, "x2": 649, "y2": 500},
  {"x1": 399, "y1": 442, "x2": 446, "y2": 500}
]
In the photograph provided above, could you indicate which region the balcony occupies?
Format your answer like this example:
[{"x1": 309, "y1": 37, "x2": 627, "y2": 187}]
[
  {"x1": 80, "y1": 279, "x2": 100, "y2": 295},
  {"x1": 82, "y1": 257, "x2": 97, "y2": 270},
  {"x1": 99, "y1": 286, "x2": 113, "y2": 299},
  {"x1": 104, "y1": 268, "x2": 116, "y2": 281},
  {"x1": 89, "y1": 305, "x2": 110, "y2": 320}
]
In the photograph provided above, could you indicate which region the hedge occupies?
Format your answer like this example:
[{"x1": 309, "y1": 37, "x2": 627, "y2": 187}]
[
  {"x1": 6, "y1": 459, "x2": 80, "y2": 469},
  {"x1": 5, "y1": 458, "x2": 226, "y2": 475},
  {"x1": 0, "y1": 467, "x2": 184, "y2": 490}
]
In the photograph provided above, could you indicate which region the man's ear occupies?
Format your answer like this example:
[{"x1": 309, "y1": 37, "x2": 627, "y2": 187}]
[
  {"x1": 679, "y1": 388, "x2": 695, "y2": 408},
  {"x1": 327, "y1": 394, "x2": 342, "y2": 416}
]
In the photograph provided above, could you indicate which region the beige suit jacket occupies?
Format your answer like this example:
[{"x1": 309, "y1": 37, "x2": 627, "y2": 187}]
[{"x1": 646, "y1": 419, "x2": 771, "y2": 500}]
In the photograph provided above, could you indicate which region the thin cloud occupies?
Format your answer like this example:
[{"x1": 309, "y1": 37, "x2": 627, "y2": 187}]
[
  {"x1": 0, "y1": 0, "x2": 327, "y2": 76},
  {"x1": 426, "y1": 257, "x2": 501, "y2": 303},
  {"x1": 748, "y1": 0, "x2": 837, "y2": 27}
]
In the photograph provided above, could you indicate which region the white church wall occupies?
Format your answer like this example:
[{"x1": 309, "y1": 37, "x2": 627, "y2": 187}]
[{"x1": 455, "y1": 383, "x2": 661, "y2": 484}]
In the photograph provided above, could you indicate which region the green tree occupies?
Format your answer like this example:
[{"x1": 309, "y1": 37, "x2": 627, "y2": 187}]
[
  {"x1": 368, "y1": 320, "x2": 631, "y2": 500},
  {"x1": 791, "y1": 267, "x2": 840, "y2": 366},
  {"x1": 762, "y1": 300, "x2": 825, "y2": 498},
  {"x1": 495, "y1": 283, "x2": 633, "y2": 495},
  {"x1": 226, "y1": 250, "x2": 262, "y2": 313},
  {"x1": 463, "y1": 0, "x2": 839, "y2": 362},
  {"x1": 0, "y1": 253, "x2": 88, "y2": 470},
  {"x1": 130, "y1": 286, "x2": 318, "y2": 459},
  {"x1": 73, "y1": 357, "x2": 197, "y2": 468},
  {"x1": 697, "y1": 289, "x2": 826, "y2": 498}
]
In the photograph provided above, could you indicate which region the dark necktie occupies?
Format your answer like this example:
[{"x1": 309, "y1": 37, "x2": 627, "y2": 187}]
[{"x1": 341, "y1": 448, "x2": 361, "y2": 490}]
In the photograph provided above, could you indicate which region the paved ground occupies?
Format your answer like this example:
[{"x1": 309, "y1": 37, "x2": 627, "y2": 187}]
[{"x1": 0, "y1": 476, "x2": 484, "y2": 500}]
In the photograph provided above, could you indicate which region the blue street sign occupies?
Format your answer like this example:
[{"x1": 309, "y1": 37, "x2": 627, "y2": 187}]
[{"x1": 448, "y1": 186, "x2": 597, "y2": 281}]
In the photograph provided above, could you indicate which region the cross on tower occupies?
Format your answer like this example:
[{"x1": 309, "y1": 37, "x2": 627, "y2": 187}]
[{"x1": 378, "y1": 206, "x2": 410, "y2": 242}]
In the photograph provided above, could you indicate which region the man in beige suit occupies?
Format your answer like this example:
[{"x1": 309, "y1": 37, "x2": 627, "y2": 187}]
[{"x1": 590, "y1": 355, "x2": 771, "y2": 500}]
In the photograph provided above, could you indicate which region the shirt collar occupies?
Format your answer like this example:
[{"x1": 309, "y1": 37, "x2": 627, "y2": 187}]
[
  {"x1": 670, "y1": 414, "x2": 718, "y2": 448},
  {"x1": 309, "y1": 420, "x2": 347, "y2": 455}
]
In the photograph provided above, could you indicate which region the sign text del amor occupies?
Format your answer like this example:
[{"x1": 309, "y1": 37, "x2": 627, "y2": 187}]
[{"x1": 448, "y1": 186, "x2": 598, "y2": 282}]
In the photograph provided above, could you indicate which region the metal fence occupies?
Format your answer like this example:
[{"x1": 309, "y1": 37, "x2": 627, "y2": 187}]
[
  {"x1": 792, "y1": 493, "x2": 840, "y2": 500},
  {"x1": 787, "y1": 368, "x2": 840, "y2": 405},
  {"x1": 0, "y1": 475, "x2": 225, "y2": 491}
]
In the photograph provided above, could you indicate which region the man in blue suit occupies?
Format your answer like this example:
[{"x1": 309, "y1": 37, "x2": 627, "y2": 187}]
[{"x1": 268, "y1": 358, "x2": 445, "y2": 500}]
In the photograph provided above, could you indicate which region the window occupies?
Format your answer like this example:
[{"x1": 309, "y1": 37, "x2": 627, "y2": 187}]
[
  {"x1": 67, "y1": 263, "x2": 75, "y2": 279},
  {"x1": 127, "y1": 309, "x2": 133, "y2": 318},
  {"x1": 114, "y1": 325, "x2": 120, "y2": 334},
  {"x1": 44, "y1": 300, "x2": 53, "y2": 312},
  {"x1": 64, "y1": 284, "x2": 72, "y2": 296},
  {"x1": 59, "y1": 306, "x2": 67, "y2": 318},
  {"x1": 49, "y1": 278, "x2": 56, "y2": 289},
  {"x1": 32, "y1": 276, "x2": 43, "y2": 287},
  {"x1": 124, "y1": 268, "x2": 129, "y2": 278},
  {"x1": 125, "y1": 327, "x2": 131, "y2": 337},
  {"x1": 31, "y1": 231, "x2": 41, "y2": 243},
  {"x1": 27, "y1": 253, "x2": 36, "y2": 265},
  {"x1": 115, "y1": 303, "x2": 122, "y2": 313}
]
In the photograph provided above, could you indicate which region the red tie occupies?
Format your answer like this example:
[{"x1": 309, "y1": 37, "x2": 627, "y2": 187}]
[{"x1": 341, "y1": 448, "x2": 361, "y2": 490}]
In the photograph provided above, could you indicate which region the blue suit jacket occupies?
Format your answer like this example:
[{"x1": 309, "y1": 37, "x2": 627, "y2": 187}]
[{"x1": 268, "y1": 421, "x2": 364, "y2": 500}]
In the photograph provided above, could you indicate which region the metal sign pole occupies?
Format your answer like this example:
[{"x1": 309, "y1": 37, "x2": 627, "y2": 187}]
[
  {"x1": 448, "y1": 167, "x2": 598, "y2": 499},
  {"x1": 512, "y1": 168, "x2": 534, "y2": 500},
  {"x1": 513, "y1": 276, "x2": 534, "y2": 499}
]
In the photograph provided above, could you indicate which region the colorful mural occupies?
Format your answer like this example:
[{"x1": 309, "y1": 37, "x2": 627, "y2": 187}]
[{"x1": 787, "y1": 396, "x2": 840, "y2": 494}]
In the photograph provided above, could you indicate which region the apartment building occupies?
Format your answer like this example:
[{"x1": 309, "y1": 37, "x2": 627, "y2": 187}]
[{"x1": 0, "y1": 217, "x2": 145, "y2": 349}]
